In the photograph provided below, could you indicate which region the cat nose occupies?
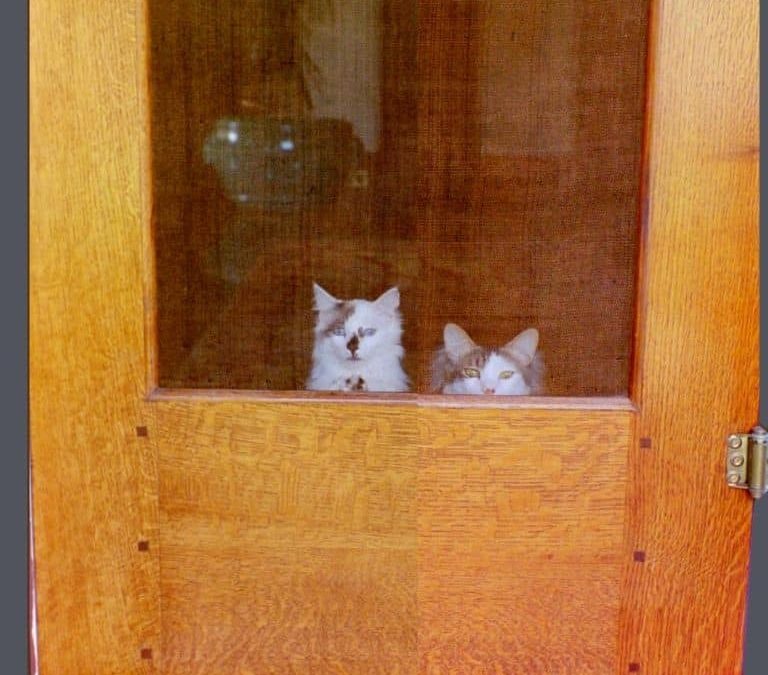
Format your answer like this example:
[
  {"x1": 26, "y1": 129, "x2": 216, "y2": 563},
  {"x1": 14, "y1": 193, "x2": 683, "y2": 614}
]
[
  {"x1": 484, "y1": 388, "x2": 495, "y2": 395},
  {"x1": 346, "y1": 334, "x2": 359, "y2": 355}
]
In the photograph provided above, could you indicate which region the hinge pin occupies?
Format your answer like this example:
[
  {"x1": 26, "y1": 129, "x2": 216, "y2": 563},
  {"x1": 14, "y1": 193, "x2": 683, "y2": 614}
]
[{"x1": 748, "y1": 426, "x2": 768, "y2": 499}]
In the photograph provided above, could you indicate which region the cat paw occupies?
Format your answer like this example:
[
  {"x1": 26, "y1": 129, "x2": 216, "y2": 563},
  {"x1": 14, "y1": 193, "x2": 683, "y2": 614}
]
[{"x1": 343, "y1": 376, "x2": 367, "y2": 392}]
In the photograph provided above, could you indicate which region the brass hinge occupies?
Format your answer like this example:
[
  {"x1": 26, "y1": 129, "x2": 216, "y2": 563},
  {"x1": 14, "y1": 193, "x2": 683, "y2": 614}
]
[{"x1": 726, "y1": 426, "x2": 768, "y2": 500}]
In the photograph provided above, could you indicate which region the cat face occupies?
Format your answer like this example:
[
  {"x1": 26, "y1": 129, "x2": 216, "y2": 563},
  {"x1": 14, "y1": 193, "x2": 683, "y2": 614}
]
[
  {"x1": 441, "y1": 323, "x2": 541, "y2": 395},
  {"x1": 312, "y1": 283, "x2": 403, "y2": 364}
]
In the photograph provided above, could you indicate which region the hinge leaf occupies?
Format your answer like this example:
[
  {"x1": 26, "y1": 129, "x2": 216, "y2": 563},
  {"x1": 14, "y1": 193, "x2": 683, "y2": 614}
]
[{"x1": 726, "y1": 426, "x2": 768, "y2": 500}]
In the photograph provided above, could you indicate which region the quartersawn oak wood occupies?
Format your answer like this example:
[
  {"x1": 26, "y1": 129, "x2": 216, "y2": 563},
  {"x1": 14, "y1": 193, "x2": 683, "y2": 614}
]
[
  {"x1": 417, "y1": 408, "x2": 631, "y2": 673},
  {"x1": 30, "y1": 0, "x2": 160, "y2": 672},
  {"x1": 150, "y1": 388, "x2": 636, "y2": 411},
  {"x1": 618, "y1": 0, "x2": 759, "y2": 673},
  {"x1": 148, "y1": 402, "x2": 631, "y2": 673},
  {"x1": 152, "y1": 402, "x2": 418, "y2": 674},
  {"x1": 30, "y1": 0, "x2": 759, "y2": 673}
]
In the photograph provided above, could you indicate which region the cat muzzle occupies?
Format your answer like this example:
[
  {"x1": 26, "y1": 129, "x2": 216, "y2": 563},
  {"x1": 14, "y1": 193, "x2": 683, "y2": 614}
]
[{"x1": 346, "y1": 335, "x2": 360, "y2": 358}]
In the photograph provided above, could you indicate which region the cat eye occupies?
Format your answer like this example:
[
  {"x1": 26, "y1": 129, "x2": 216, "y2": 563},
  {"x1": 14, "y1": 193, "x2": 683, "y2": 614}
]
[
  {"x1": 499, "y1": 371, "x2": 515, "y2": 379},
  {"x1": 361, "y1": 328, "x2": 377, "y2": 337},
  {"x1": 462, "y1": 367, "x2": 481, "y2": 378},
  {"x1": 332, "y1": 327, "x2": 346, "y2": 337}
]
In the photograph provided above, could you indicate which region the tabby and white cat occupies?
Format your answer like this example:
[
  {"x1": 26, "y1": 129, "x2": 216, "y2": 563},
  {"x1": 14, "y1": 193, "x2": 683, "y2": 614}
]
[
  {"x1": 432, "y1": 323, "x2": 544, "y2": 395},
  {"x1": 307, "y1": 283, "x2": 410, "y2": 392}
]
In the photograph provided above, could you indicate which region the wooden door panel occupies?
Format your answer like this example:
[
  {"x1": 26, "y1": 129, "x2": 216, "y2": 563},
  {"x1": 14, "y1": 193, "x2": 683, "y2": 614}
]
[
  {"x1": 149, "y1": 403, "x2": 631, "y2": 672},
  {"x1": 419, "y1": 564, "x2": 619, "y2": 673},
  {"x1": 418, "y1": 408, "x2": 632, "y2": 673},
  {"x1": 152, "y1": 401, "x2": 418, "y2": 674},
  {"x1": 161, "y1": 543, "x2": 417, "y2": 674}
]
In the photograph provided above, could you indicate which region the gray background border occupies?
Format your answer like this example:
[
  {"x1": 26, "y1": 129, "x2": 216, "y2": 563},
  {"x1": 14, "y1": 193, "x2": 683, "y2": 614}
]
[
  {"x1": 0, "y1": 0, "x2": 28, "y2": 673},
  {"x1": 743, "y1": 0, "x2": 766, "y2": 669}
]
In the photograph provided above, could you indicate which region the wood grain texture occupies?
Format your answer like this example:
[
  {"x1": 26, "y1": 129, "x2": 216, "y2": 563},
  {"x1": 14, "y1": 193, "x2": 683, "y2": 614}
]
[
  {"x1": 618, "y1": 0, "x2": 759, "y2": 673},
  {"x1": 30, "y1": 0, "x2": 159, "y2": 672},
  {"x1": 151, "y1": 402, "x2": 418, "y2": 674},
  {"x1": 31, "y1": 0, "x2": 759, "y2": 672},
  {"x1": 149, "y1": 402, "x2": 630, "y2": 673},
  {"x1": 417, "y1": 408, "x2": 631, "y2": 673}
]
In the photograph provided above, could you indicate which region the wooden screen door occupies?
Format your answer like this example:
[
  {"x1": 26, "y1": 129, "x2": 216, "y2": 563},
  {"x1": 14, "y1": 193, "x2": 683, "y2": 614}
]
[{"x1": 30, "y1": 0, "x2": 758, "y2": 673}]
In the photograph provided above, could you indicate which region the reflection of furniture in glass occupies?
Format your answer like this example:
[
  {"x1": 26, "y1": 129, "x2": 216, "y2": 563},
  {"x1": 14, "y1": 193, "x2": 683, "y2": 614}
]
[
  {"x1": 203, "y1": 1, "x2": 376, "y2": 208},
  {"x1": 203, "y1": 116, "x2": 363, "y2": 207}
]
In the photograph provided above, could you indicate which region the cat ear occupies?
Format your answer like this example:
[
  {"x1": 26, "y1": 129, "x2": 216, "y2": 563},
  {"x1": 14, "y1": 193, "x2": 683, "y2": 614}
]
[
  {"x1": 374, "y1": 287, "x2": 400, "y2": 313},
  {"x1": 443, "y1": 323, "x2": 476, "y2": 361},
  {"x1": 504, "y1": 328, "x2": 539, "y2": 366},
  {"x1": 313, "y1": 283, "x2": 339, "y2": 312}
]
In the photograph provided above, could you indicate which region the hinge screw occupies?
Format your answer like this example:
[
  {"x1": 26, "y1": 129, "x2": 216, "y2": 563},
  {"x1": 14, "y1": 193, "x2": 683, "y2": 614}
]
[
  {"x1": 728, "y1": 435, "x2": 742, "y2": 449},
  {"x1": 727, "y1": 473, "x2": 741, "y2": 484},
  {"x1": 730, "y1": 455, "x2": 745, "y2": 467}
]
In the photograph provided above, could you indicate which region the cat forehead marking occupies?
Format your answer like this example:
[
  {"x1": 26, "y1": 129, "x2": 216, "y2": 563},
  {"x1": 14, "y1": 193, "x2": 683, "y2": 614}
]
[
  {"x1": 457, "y1": 349, "x2": 488, "y2": 369},
  {"x1": 321, "y1": 301, "x2": 355, "y2": 335}
]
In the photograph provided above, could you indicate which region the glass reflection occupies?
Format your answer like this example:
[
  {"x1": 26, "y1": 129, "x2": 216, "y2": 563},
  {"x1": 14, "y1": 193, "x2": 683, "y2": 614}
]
[
  {"x1": 203, "y1": 117, "x2": 363, "y2": 207},
  {"x1": 203, "y1": 0, "x2": 380, "y2": 208},
  {"x1": 150, "y1": 0, "x2": 647, "y2": 394}
]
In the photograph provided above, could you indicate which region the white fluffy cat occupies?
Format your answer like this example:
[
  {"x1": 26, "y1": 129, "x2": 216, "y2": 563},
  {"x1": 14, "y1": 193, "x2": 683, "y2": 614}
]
[
  {"x1": 307, "y1": 283, "x2": 410, "y2": 392},
  {"x1": 432, "y1": 323, "x2": 544, "y2": 395}
]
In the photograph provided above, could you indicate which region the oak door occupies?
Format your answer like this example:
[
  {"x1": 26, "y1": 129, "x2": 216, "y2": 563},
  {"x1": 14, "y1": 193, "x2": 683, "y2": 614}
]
[{"x1": 30, "y1": 0, "x2": 758, "y2": 673}]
